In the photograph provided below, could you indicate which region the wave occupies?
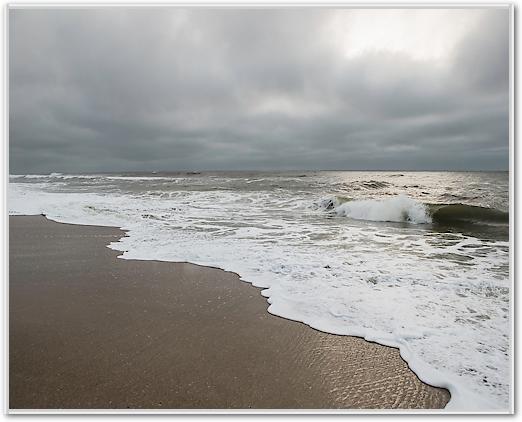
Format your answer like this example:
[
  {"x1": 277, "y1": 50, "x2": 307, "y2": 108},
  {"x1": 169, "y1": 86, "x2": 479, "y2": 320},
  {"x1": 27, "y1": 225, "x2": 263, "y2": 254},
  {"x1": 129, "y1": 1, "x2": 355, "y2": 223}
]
[
  {"x1": 105, "y1": 176, "x2": 173, "y2": 181},
  {"x1": 10, "y1": 173, "x2": 175, "y2": 181},
  {"x1": 358, "y1": 180, "x2": 390, "y2": 189},
  {"x1": 319, "y1": 195, "x2": 431, "y2": 224},
  {"x1": 429, "y1": 203, "x2": 509, "y2": 225},
  {"x1": 21, "y1": 174, "x2": 51, "y2": 179},
  {"x1": 10, "y1": 173, "x2": 98, "y2": 180},
  {"x1": 340, "y1": 180, "x2": 392, "y2": 192},
  {"x1": 318, "y1": 195, "x2": 508, "y2": 227}
]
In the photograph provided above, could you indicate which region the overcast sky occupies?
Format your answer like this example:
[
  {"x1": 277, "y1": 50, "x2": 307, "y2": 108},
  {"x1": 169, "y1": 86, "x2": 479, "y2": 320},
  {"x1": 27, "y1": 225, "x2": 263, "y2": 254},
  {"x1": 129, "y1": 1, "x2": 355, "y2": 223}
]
[{"x1": 9, "y1": 7, "x2": 510, "y2": 173}]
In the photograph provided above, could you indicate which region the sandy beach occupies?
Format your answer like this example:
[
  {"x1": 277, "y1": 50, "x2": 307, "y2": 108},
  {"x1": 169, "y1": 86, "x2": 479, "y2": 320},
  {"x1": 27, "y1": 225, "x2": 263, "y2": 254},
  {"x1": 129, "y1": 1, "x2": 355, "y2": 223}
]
[{"x1": 9, "y1": 215, "x2": 450, "y2": 410}]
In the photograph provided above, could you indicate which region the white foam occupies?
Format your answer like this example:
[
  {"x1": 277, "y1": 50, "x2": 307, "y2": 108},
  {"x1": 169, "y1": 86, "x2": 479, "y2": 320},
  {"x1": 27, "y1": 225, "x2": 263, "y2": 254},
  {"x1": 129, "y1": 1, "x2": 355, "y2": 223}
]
[
  {"x1": 105, "y1": 176, "x2": 175, "y2": 181},
  {"x1": 8, "y1": 180, "x2": 511, "y2": 412},
  {"x1": 22, "y1": 174, "x2": 51, "y2": 179},
  {"x1": 54, "y1": 174, "x2": 101, "y2": 180},
  {"x1": 333, "y1": 195, "x2": 432, "y2": 224}
]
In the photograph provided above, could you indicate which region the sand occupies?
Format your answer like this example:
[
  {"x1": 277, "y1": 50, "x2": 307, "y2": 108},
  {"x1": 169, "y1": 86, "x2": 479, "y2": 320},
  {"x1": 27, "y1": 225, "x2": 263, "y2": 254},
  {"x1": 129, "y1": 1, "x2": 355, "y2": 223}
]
[{"x1": 9, "y1": 215, "x2": 450, "y2": 410}]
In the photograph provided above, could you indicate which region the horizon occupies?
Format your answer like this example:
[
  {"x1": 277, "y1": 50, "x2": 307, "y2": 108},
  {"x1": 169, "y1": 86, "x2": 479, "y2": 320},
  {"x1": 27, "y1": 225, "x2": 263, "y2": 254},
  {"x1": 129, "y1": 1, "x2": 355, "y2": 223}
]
[{"x1": 9, "y1": 168, "x2": 510, "y2": 175}]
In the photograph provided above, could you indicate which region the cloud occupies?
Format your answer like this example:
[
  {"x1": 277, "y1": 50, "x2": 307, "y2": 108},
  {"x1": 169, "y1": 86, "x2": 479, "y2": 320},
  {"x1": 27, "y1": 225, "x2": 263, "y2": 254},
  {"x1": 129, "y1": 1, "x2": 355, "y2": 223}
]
[{"x1": 9, "y1": 7, "x2": 510, "y2": 173}]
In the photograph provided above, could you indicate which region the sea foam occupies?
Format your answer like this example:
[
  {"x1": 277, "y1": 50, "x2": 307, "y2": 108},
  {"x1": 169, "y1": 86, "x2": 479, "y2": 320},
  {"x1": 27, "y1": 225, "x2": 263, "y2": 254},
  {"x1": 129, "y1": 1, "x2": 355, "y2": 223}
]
[{"x1": 8, "y1": 178, "x2": 511, "y2": 412}]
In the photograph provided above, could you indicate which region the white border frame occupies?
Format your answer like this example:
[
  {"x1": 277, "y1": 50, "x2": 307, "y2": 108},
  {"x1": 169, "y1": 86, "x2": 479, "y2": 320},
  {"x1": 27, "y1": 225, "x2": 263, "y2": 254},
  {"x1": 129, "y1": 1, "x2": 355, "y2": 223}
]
[{"x1": 2, "y1": 2, "x2": 516, "y2": 417}]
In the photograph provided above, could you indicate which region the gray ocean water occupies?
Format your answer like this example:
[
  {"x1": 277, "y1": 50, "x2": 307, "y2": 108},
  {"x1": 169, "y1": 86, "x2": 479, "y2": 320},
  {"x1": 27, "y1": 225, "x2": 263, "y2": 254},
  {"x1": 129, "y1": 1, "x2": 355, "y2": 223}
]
[{"x1": 9, "y1": 170, "x2": 511, "y2": 410}]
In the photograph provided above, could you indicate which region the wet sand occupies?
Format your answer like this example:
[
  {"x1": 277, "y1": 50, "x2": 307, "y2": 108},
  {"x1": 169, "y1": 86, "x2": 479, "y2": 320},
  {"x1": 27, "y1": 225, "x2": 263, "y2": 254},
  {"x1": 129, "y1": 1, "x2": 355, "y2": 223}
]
[{"x1": 9, "y1": 216, "x2": 450, "y2": 410}]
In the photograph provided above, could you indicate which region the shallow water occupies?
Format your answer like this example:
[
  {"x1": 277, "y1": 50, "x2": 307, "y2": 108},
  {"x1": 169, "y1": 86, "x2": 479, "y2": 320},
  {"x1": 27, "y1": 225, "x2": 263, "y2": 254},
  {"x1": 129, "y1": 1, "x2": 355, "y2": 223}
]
[{"x1": 9, "y1": 171, "x2": 511, "y2": 411}]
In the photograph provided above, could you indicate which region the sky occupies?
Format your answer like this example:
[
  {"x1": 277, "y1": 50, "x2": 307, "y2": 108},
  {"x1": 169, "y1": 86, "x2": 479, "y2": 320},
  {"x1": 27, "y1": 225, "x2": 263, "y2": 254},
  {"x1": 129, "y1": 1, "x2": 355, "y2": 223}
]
[{"x1": 9, "y1": 7, "x2": 510, "y2": 173}]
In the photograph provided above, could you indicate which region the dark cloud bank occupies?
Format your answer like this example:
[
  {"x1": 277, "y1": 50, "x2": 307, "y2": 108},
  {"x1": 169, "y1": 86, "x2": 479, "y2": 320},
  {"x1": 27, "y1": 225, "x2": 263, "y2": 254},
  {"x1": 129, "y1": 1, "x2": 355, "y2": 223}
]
[{"x1": 9, "y1": 8, "x2": 510, "y2": 173}]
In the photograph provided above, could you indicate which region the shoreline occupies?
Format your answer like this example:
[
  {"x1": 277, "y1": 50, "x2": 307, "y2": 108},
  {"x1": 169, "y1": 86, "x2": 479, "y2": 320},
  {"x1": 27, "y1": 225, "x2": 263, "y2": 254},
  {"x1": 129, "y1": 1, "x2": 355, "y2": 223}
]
[{"x1": 9, "y1": 215, "x2": 450, "y2": 410}]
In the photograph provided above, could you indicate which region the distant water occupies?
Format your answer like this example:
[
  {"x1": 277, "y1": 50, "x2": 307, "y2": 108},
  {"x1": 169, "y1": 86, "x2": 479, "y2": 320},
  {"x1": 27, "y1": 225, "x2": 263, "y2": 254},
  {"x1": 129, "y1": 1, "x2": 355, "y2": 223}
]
[{"x1": 9, "y1": 171, "x2": 510, "y2": 411}]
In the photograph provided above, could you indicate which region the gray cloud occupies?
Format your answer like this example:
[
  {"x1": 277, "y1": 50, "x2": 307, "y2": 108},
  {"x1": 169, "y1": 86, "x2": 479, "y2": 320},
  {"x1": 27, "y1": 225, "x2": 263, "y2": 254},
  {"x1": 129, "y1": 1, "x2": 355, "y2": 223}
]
[{"x1": 9, "y1": 7, "x2": 510, "y2": 173}]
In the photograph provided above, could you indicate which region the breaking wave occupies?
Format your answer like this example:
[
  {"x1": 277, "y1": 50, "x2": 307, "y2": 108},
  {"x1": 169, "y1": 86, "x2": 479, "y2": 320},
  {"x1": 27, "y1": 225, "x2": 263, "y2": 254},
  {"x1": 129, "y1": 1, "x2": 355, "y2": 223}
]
[
  {"x1": 318, "y1": 195, "x2": 431, "y2": 224},
  {"x1": 318, "y1": 195, "x2": 508, "y2": 228}
]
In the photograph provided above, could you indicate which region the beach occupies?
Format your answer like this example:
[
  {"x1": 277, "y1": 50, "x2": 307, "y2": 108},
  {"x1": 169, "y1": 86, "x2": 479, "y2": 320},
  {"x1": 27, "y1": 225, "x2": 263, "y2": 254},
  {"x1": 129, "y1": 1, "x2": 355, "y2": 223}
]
[{"x1": 9, "y1": 215, "x2": 450, "y2": 410}]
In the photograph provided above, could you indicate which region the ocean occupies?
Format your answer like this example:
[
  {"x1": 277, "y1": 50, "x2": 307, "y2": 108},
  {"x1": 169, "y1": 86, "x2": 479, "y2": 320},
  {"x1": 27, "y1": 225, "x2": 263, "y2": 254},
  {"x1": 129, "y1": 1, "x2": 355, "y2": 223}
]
[{"x1": 8, "y1": 171, "x2": 510, "y2": 411}]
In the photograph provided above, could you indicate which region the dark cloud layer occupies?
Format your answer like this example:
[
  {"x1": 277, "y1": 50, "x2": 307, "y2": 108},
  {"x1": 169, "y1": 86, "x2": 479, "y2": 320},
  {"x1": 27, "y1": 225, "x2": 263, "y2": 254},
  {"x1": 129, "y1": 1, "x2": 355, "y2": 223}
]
[{"x1": 9, "y1": 8, "x2": 510, "y2": 173}]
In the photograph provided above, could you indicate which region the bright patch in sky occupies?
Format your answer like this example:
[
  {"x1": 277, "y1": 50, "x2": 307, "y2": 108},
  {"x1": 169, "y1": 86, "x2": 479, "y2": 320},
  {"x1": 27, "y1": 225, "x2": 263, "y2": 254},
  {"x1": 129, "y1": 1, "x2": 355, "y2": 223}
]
[{"x1": 328, "y1": 9, "x2": 484, "y2": 61}]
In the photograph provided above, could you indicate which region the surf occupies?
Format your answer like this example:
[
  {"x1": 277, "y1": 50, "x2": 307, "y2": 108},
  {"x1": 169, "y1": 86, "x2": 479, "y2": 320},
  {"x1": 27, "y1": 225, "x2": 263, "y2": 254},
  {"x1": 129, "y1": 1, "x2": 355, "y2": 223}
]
[
  {"x1": 8, "y1": 173, "x2": 511, "y2": 411},
  {"x1": 318, "y1": 195, "x2": 508, "y2": 229}
]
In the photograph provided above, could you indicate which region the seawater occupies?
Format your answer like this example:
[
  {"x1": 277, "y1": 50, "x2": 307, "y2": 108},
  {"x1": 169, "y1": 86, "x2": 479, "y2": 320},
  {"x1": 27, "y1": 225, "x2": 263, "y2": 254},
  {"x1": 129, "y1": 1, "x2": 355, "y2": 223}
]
[{"x1": 8, "y1": 171, "x2": 510, "y2": 411}]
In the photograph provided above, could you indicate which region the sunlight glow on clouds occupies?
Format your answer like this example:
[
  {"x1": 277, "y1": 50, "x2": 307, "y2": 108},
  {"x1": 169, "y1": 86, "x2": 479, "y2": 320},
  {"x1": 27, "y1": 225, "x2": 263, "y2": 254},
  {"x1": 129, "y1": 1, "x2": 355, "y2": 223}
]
[{"x1": 328, "y1": 9, "x2": 484, "y2": 62}]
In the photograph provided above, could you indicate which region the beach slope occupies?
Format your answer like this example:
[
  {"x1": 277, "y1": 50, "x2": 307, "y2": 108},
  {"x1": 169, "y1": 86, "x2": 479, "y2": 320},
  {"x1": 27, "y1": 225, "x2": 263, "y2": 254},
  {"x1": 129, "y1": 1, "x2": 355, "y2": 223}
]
[{"x1": 9, "y1": 216, "x2": 449, "y2": 409}]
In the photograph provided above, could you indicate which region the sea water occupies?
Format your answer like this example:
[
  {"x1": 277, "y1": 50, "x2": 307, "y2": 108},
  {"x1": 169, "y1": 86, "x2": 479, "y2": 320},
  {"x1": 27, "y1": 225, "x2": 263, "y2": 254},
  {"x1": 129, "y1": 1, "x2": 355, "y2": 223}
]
[{"x1": 8, "y1": 171, "x2": 511, "y2": 411}]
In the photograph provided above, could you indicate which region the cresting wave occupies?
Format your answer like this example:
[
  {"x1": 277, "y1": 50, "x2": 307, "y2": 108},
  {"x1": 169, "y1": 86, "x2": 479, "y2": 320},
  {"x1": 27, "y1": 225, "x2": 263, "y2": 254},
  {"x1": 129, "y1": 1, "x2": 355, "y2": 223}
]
[
  {"x1": 318, "y1": 195, "x2": 432, "y2": 224},
  {"x1": 318, "y1": 195, "x2": 509, "y2": 227}
]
